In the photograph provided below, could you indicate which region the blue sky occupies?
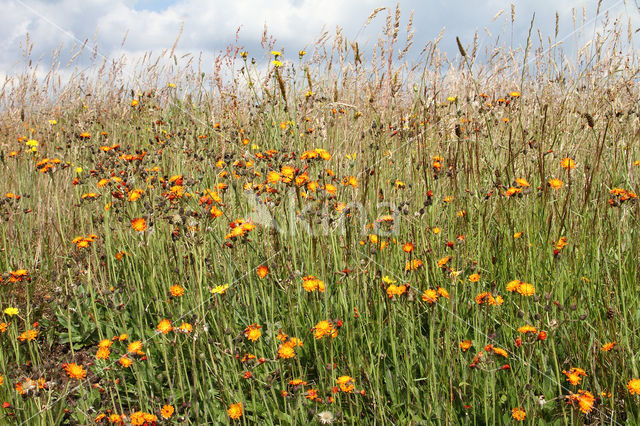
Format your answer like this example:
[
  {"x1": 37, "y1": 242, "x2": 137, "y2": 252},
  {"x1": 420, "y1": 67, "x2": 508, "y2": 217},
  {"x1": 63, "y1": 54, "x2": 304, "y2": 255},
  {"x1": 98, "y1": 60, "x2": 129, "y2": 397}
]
[{"x1": 2, "y1": 0, "x2": 637, "y2": 80}]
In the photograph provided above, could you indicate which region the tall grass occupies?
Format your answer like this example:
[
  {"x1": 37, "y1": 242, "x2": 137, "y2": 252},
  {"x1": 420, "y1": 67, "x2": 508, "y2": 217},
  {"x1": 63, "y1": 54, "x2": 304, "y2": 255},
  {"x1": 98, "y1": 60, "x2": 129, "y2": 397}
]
[{"x1": 0, "y1": 5, "x2": 639, "y2": 424}]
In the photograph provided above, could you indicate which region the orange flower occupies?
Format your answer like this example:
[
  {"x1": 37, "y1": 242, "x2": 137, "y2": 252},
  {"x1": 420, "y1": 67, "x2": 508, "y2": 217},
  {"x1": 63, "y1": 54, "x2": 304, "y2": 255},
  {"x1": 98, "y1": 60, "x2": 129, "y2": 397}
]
[
  {"x1": 127, "y1": 340, "x2": 144, "y2": 355},
  {"x1": 131, "y1": 218, "x2": 147, "y2": 232},
  {"x1": 227, "y1": 402, "x2": 243, "y2": 420},
  {"x1": 459, "y1": 340, "x2": 472, "y2": 351},
  {"x1": 160, "y1": 404, "x2": 174, "y2": 419},
  {"x1": 169, "y1": 284, "x2": 184, "y2": 297},
  {"x1": 405, "y1": 259, "x2": 424, "y2": 271},
  {"x1": 517, "y1": 325, "x2": 538, "y2": 334},
  {"x1": 560, "y1": 157, "x2": 576, "y2": 170},
  {"x1": 548, "y1": 178, "x2": 563, "y2": 190},
  {"x1": 601, "y1": 341, "x2": 616, "y2": 352},
  {"x1": 468, "y1": 273, "x2": 480, "y2": 282},
  {"x1": 313, "y1": 320, "x2": 337, "y2": 339},
  {"x1": 567, "y1": 390, "x2": 595, "y2": 413},
  {"x1": 627, "y1": 379, "x2": 640, "y2": 395},
  {"x1": 244, "y1": 324, "x2": 262, "y2": 342},
  {"x1": 336, "y1": 375, "x2": 355, "y2": 392},
  {"x1": 402, "y1": 242, "x2": 414, "y2": 253},
  {"x1": 563, "y1": 367, "x2": 587, "y2": 385},
  {"x1": 96, "y1": 347, "x2": 110, "y2": 360},
  {"x1": 64, "y1": 363, "x2": 87, "y2": 380},
  {"x1": 119, "y1": 356, "x2": 134, "y2": 368},
  {"x1": 257, "y1": 265, "x2": 269, "y2": 278},
  {"x1": 421, "y1": 289, "x2": 438, "y2": 304},
  {"x1": 18, "y1": 329, "x2": 38, "y2": 342},
  {"x1": 511, "y1": 407, "x2": 526, "y2": 421},
  {"x1": 156, "y1": 319, "x2": 173, "y2": 334},
  {"x1": 277, "y1": 344, "x2": 295, "y2": 359}
]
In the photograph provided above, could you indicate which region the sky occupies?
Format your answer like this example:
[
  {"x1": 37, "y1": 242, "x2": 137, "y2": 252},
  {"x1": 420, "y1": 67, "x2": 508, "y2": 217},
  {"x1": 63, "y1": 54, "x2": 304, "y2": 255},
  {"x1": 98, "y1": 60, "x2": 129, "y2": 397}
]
[{"x1": 2, "y1": 0, "x2": 638, "y2": 82}]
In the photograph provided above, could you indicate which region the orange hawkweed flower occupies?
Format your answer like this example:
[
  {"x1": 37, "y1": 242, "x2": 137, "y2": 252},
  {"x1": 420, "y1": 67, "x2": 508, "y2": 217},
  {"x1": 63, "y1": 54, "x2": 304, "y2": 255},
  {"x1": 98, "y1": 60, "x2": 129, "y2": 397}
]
[
  {"x1": 567, "y1": 390, "x2": 595, "y2": 413},
  {"x1": 313, "y1": 320, "x2": 337, "y2": 339},
  {"x1": 511, "y1": 407, "x2": 526, "y2": 421},
  {"x1": 548, "y1": 178, "x2": 563, "y2": 190},
  {"x1": 459, "y1": 340, "x2": 472, "y2": 351},
  {"x1": 169, "y1": 284, "x2": 184, "y2": 297},
  {"x1": 561, "y1": 158, "x2": 576, "y2": 170},
  {"x1": 386, "y1": 284, "x2": 407, "y2": 298},
  {"x1": 131, "y1": 218, "x2": 147, "y2": 232},
  {"x1": 302, "y1": 276, "x2": 325, "y2": 293},
  {"x1": 257, "y1": 265, "x2": 269, "y2": 278},
  {"x1": 64, "y1": 363, "x2": 87, "y2": 380},
  {"x1": 601, "y1": 341, "x2": 616, "y2": 352},
  {"x1": 337, "y1": 375, "x2": 355, "y2": 392},
  {"x1": 628, "y1": 379, "x2": 640, "y2": 395},
  {"x1": 563, "y1": 367, "x2": 587, "y2": 385},
  {"x1": 402, "y1": 242, "x2": 414, "y2": 253},
  {"x1": 18, "y1": 329, "x2": 38, "y2": 342},
  {"x1": 227, "y1": 402, "x2": 243, "y2": 419},
  {"x1": 244, "y1": 324, "x2": 262, "y2": 342},
  {"x1": 278, "y1": 344, "x2": 295, "y2": 359},
  {"x1": 405, "y1": 259, "x2": 424, "y2": 271},
  {"x1": 160, "y1": 405, "x2": 174, "y2": 419},
  {"x1": 422, "y1": 289, "x2": 438, "y2": 304},
  {"x1": 96, "y1": 347, "x2": 110, "y2": 360},
  {"x1": 517, "y1": 325, "x2": 538, "y2": 334},
  {"x1": 156, "y1": 319, "x2": 173, "y2": 334},
  {"x1": 468, "y1": 273, "x2": 480, "y2": 282},
  {"x1": 119, "y1": 356, "x2": 134, "y2": 368}
]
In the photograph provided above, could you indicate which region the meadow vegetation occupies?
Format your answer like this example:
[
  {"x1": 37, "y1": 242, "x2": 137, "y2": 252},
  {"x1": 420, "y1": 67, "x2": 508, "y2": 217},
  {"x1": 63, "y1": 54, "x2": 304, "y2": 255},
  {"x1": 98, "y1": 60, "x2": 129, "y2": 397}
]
[{"x1": 0, "y1": 4, "x2": 639, "y2": 424}]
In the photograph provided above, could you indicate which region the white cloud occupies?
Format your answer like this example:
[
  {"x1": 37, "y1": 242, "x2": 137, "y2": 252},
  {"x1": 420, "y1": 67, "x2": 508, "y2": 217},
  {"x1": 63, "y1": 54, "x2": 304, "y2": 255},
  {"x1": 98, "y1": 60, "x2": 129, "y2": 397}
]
[{"x1": 2, "y1": 0, "x2": 636, "y2": 81}]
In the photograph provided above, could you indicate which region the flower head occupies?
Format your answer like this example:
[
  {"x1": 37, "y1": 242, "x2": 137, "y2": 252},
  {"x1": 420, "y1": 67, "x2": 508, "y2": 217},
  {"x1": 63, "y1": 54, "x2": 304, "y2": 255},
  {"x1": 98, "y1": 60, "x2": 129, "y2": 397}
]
[
  {"x1": 227, "y1": 402, "x2": 243, "y2": 420},
  {"x1": 64, "y1": 363, "x2": 87, "y2": 380}
]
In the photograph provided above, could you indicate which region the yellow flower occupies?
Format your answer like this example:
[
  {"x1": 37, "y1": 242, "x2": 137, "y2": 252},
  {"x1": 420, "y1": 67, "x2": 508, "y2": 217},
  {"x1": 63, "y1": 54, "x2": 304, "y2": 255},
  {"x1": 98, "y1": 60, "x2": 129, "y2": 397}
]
[
  {"x1": 211, "y1": 284, "x2": 229, "y2": 295},
  {"x1": 560, "y1": 157, "x2": 576, "y2": 170},
  {"x1": 382, "y1": 275, "x2": 396, "y2": 284},
  {"x1": 272, "y1": 60, "x2": 283, "y2": 67},
  {"x1": 3, "y1": 307, "x2": 18, "y2": 316}
]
